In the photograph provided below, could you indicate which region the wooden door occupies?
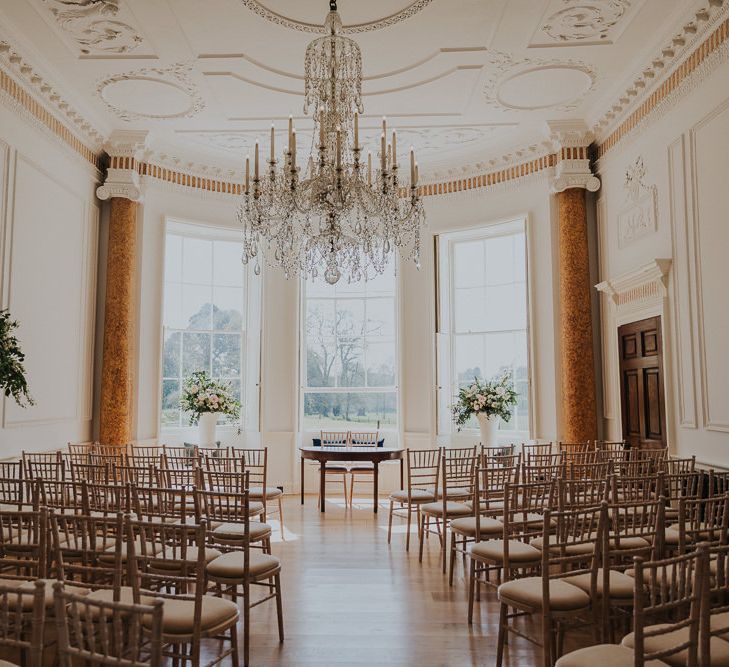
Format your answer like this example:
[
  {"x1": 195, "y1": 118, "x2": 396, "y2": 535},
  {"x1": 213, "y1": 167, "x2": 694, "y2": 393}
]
[{"x1": 618, "y1": 316, "x2": 667, "y2": 450}]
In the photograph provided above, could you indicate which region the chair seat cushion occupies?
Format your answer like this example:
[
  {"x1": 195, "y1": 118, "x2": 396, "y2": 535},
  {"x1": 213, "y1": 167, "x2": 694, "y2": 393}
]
[
  {"x1": 147, "y1": 596, "x2": 239, "y2": 635},
  {"x1": 85, "y1": 587, "x2": 156, "y2": 618},
  {"x1": 562, "y1": 569, "x2": 635, "y2": 599},
  {"x1": 98, "y1": 539, "x2": 163, "y2": 563},
  {"x1": 249, "y1": 486, "x2": 283, "y2": 500},
  {"x1": 498, "y1": 577, "x2": 590, "y2": 612},
  {"x1": 585, "y1": 532, "x2": 651, "y2": 550},
  {"x1": 530, "y1": 537, "x2": 595, "y2": 555},
  {"x1": 349, "y1": 463, "x2": 375, "y2": 471},
  {"x1": 389, "y1": 489, "x2": 435, "y2": 503},
  {"x1": 18, "y1": 579, "x2": 89, "y2": 609},
  {"x1": 622, "y1": 624, "x2": 729, "y2": 667},
  {"x1": 469, "y1": 539, "x2": 541, "y2": 563},
  {"x1": 206, "y1": 551, "x2": 281, "y2": 581},
  {"x1": 555, "y1": 644, "x2": 668, "y2": 667},
  {"x1": 154, "y1": 546, "x2": 222, "y2": 568},
  {"x1": 450, "y1": 516, "x2": 503, "y2": 537},
  {"x1": 420, "y1": 501, "x2": 471, "y2": 518},
  {"x1": 212, "y1": 521, "x2": 272, "y2": 542}
]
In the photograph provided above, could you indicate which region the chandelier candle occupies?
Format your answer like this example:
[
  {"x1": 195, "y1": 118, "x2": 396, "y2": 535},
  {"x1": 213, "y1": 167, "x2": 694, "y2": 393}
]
[{"x1": 236, "y1": 0, "x2": 425, "y2": 283}]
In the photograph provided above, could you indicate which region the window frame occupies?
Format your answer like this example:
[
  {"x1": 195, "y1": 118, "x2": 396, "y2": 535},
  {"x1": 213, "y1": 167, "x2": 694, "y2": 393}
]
[
  {"x1": 298, "y1": 261, "x2": 401, "y2": 435},
  {"x1": 158, "y1": 219, "x2": 261, "y2": 437},
  {"x1": 436, "y1": 217, "x2": 534, "y2": 441}
]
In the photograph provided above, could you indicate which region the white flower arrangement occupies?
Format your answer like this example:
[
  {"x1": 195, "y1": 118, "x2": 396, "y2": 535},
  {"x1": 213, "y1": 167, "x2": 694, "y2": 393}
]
[
  {"x1": 180, "y1": 371, "x2": 240, "y2": 425},
  {"x1": 451, "y1": 371, "x2": 518, "y2": 430}
]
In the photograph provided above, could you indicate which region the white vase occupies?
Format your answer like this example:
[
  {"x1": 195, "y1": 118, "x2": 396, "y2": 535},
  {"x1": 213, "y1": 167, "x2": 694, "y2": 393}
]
[
  {"x1": 476, "y1": 412, "x2": 499, "y2": 447},
  {"x1": 198, "y1": 412, "x2": 218, "y2": 447}
]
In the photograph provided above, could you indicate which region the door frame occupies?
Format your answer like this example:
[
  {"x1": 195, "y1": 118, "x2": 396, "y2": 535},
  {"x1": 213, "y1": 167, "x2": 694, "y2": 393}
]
[{"x1": 596, "y1": 259, "x2": 675, "y2": 452}]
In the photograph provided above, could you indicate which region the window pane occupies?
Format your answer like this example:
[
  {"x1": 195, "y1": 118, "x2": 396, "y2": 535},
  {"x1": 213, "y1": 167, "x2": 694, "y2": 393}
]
[
  {"x1": 455, "y1": 334, "x2": 485, "y2": 387},
  {"x1": 213, "y1": 286, "x2": 243, "y2": 331},
  {"x1": 213, "y1": 241, "x2": 244, "y2": 286},
  {"x1": 454, "y1": 287, "x2": 486, "y2": 333},
  {"x1": 337, "y1": 338, "x2": 365, "y2": 387},
  {"x1": 335, "y1": 300, "x2": 365, "y2": 338},
  {"x1": 162, "y1": 330, "x2": 181, "y2": 378},
  {"x1": 366, "y1": 298, "x2": 395, "y2": 337},
  {"x1": 302, "y1": 391, "x2": 397, "y2": 430},
  {"x1": 212, "y1": 333, "x2": 241, "y2": 378},
  {"x1": 182, "y1": 332, "x2": 211, "y2": 376},
  {"x1": 182, "y1": 237, "x2": 212, "y2": 284},
  {"x1": 161, "y1": 380, "x2": 181, "y2": 428},
  {"x1": 484, "y1": 234, "x2": 515, "y2": 285},
  {"x1": 366, "y1": 341, "x2": 395, "y2": 387},
  {"x1": 165, "y1": 235, "x2": 182, "y2": 283},
  {"x1": 306, "y1": 300, "x2": 336, "y2": 339},
  {"x1": 306, "y1": 339, "x2": 337, "y2": 387},
  {"x1": 182, "y1": 285, "x2": 212, "y2": 330},
  {"x1": 453, "y1": 240, "x2": 484, "y2": 288},
  {"x1": 163, "y1": 283, "x2": 184, "y2": 330}
]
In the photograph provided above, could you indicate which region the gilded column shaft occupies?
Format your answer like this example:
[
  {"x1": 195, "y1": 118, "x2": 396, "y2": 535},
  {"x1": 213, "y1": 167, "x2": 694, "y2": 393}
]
[
  {"x1": 99, "y1": 197, "x2": 137, "y2": 446},
  {"x1": 558, "y1": 188, "x2": 598, "y2": 443}
]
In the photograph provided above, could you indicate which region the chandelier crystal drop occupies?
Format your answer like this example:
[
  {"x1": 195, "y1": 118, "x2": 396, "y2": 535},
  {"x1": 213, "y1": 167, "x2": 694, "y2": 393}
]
[{"x1": 236, "y1": 0, "x2": 425, "y2": 284}]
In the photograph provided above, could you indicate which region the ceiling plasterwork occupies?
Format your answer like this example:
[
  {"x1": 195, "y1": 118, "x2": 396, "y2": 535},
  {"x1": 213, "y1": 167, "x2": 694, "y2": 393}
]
[
  {"x1": 97, "y1": 62, "x2": 204, "y2": 122},
  {"x1": 482, "y1": 50, "x2": 598, "y2": 112},
  {"x1": 238, "y1": 0, "x2": 434, "y2": 34},
  {"x1": 39, "y1": 0, "x2": 146, "y2": 56},
  {"x1": 531, "y1": 0, "x2": 642, "y2": 47}
]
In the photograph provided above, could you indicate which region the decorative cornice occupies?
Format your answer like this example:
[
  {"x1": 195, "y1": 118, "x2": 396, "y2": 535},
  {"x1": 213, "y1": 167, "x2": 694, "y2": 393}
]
[
  {"x1": 545, "y1": 120, "x2": 601, "y2": 193},
  {"x1": 596, "y1": 258, "x2": 672, "y2": 306},
  {"x1": 595, "y1": 2, "x2": 729, "y2": 158}
]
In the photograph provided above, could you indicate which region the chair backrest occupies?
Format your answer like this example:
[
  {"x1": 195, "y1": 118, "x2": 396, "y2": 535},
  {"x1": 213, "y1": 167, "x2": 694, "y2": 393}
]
[
  {"x1": 665, "y1": 456, "x2": 696, "y2": 474},
  {"x1": 130, "y1": 445, "x2": 163, "y2": 458},
  {"x1": 126, "y1": 453, "x2": 163, "y2": 469},
  {"x1": 596, "y1": 440, "x2": 627, "y2": 453},
  {"x1": 49, "y1": 511, "x2": 125, "y2": 591},
  {"x1": 0, "y1": 508, "x2": 47, "y2": 580},
  {"x1": 564, "y1": 451, "x2": 601, "y2": 466},
  {"x1": 196, "y1": 445, "x2": 231, "y2": 459},
  {"x1": 0, "y1": 580, "x2": 45, "y2": 667},
  {"x1": 69, "y1": 461, "x2": 110, "y2": 485},
  {"x1": 709, "y1": 470, "x2": 729, "y2": 497},
  {"x1": 23, "y1": 455, "x2": 65, "y2": 481},
  {"x1": 0, "y1": 463, "x2": 25, "y2": 507},
  {"x1": 116, "y1": 463, "x2": 156, "y2": 487},
  {"x1": 558, "y1": 441, "x2": 595, "y2": 455},
  {"x1": 93, "y1": 443, "x2": 129, "y2": 458},
  {"x1": 558, "y1": 477, "x2": 609, "y2": 510},
  {"x1": 162, "y1": 453, "x2": 201, "y2": 471},
  {"x1": 405, "y1": 448, "x2": 441, "y2": 496},
  {"x1": 706, "y1": 541, "x2": 729, "y2": 663},
  {"x1": 202, "y1": 455, "x2": 245, "y2": 476},
  {"x1": 676, "y1": 493, "x2": 729, "y2": 554},
  {"x1": 610, "y1": 473, "x2": 661, "y2": 504},
  {"x1": 201, "y1": 469, "x2": 247, "y2": 494},
  {"x1": 629, "y1": 447, "x2": 668, "y2": 466},
  {"x1": 82, "y1": 480, "x2": 134, "y2": 518},
  {"x1": 53, "y1": 581, "x2": 163, "y2": 666},
  {"x1": 608, "y1": 497, "x2": 666, "y2": 564},
  {"x1": 481, "y1": 444, "x2": 515, "y2": 459},
  {"x1": 525, "y1": 452, "x2": 564, "y2": 468},
  {"x1": 441, "y1": 447, "x2": 477, "y2": 492},
  {"x1": 320, "y1": 431, "x2": 349, "y2": 446},
  {"x1": 619, "y1": 458, "x2": 656, "y2": 478},
  {"x1": 522, "y1": 442, "x2": 553, "y2": 457},
  {"x1": 163, "y1": 445, "x2": 195, "y2": 460},
  {"x1": 521, "y1": 461, "x2": 565, "y2": 484},
  {"x1": 566, "y1": 460, "x2": 611, "y2": 480},
  {"x1": 350, "y1": 432, "x2": 378, "y2": 447},
  {"x1": 154, "y1": 466, "x2": 197, "y2": 490},
  {"x1": 632, "y1": 546, "x2": 707, "y2": 667},
  {"x1": 33, "y1": 479, "x2": 84, "y2": 513},
  {"x1": 195, "y1": 488, "x2": 252, "y2": 548},
  {"x1": 233, "y1": 448, "x2": 268, "y2": 489},
  {"x1": 659, "y1": 471, "x2": 701, "y2": 511}
]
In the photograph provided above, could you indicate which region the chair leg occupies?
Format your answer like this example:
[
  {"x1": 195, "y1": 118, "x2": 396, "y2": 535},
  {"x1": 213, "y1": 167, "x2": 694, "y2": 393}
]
[
  {"x1": 243, "y1": 579, "x2": 250, "y2": 667},
  {"x1": 418, "y1": 513, "x2": 426, "y2": 562},
  {"x1": 542, "y1": 611, "x2": 552, "y2": 667},
  {"x1": 349, "y1": 473, "x2": 355, "y2": 507},
  {"x1": 441, "y1": 520, "x2": 448, "y2": 573},
  {"x1": 467, "y1": 558, "x2": 476, "y2": 624},
  {"x1": 229, "y1": 623, "x2": 239, "y2": 666},
  {"x1": 405, "y1": 505, "x2": 412, "y2": 552},
  {"x1": 387, "y1": 500, "x2": 394, "y2": 544},
  {"x1": 496, "y1": 602, "x2": 508, "y2": 667},
  {"x1": 448, "y1": 530, "x2": 457, "y2": 585},
  {"x1": 275, "y1": 572, "x2": 284, "y2": 642},
  {"x1": 278, "y1": 496, "x2": 285, "y2": 540}
]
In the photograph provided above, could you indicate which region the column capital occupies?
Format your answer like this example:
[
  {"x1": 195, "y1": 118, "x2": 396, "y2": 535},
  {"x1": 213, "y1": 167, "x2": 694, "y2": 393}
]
[
  {"x1": 544, "y1": 120, "x2": 601, "y2": 194},
  {"x1": 96, "y1": 130, "x2": 149, "y2": 202}
]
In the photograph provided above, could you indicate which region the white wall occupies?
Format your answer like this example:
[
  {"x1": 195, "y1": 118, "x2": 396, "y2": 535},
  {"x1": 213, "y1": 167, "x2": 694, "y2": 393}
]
[
  {"x1": 0, "y1": 104, "x2": 99, "y2": 458},
  {"x1": 130, "y1": 174, "x2": 562, "y2": 493},
  {"x1": 595, "y1": 58, "x2": 729, "y2": 468}
]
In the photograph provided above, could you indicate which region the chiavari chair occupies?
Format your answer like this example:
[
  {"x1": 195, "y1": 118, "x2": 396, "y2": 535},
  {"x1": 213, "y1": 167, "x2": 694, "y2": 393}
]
[
  {"x1": 194, "y1": 488, "x2": 272, "y2": 553},
  {"x1": 419, "y1": 448, "x2": 477, "y2": 572},
  {"x1": 66, "y1": 441, "x2": 93, "y2": 465},
  {"x1": 130, "y1": 445, "x2": 163, "y2": 458},
  {"x1": 163, "y1": 444, "x2": 196, "y2": 460},
  {"x1": 233, "y1": 447, "x2": 285, "y2": 537},
  {"x1": 558, "y1": 477, "x2": 609, "y2": 510},
  {"x1": 92, "y1": 444, "x2": 128, "y2": 458},
  {"x1": 83, "y1": 480, "x2": 134, "y2": 519},
  {"x1": 619, "y1": 458, "x2": 657, "y2": 478},
  {"x1": 387, "y1": 448, "x2": 441, "y2": 551},
  {"x1": 566, "y1": 460, "x2": 611, "y2": 480},
  {"x1": 162, "y1": 452, "x2": 201, "y2": 473},
  {"x1": 521, "y1": 460, "x2": 566, "y2": 484},
  {"x1": 564, "y1": 450, "x2": 600, "y2": 466},
  {"x1": 196, "y1": 445, "x2": 231, "y2": 459},
  {"x1": 526, "y1": 451, "x2": 565, "y2": 468},
  {"x1": 705, "y1": 541, "x2": 729, "y2": 665},
  {"x1": 665, "y1": 455, "x2": 696, "y2": 474},
  {"x1": 0, "y1": 580, "x2": 45, "y2": 667},
  {"x1": 154, "y1": 466, "x2": 197, "y2": 491},
  {"x1": 673, "y1": 493, "x2": 729, "y2": 555},
  {"x1": 126, "y1": 519, "x2": 239, "y2": 666},
  {"x1": 610, "y1": 472, "x2": 661, "y2": 504},
  {"x1": 556, "y1": 545, "x2": 709, "y2": 667},
  {"x1": 126, "y1": 453, "x2": 164, "y2": 470},
  {"x1": 317, "y1": 431, "x2": 350, "y2": 507},
  {"x1": 116, "y1": 463, "x2": 156, "y2": 487},
  {"x1": 488, "y1": 452, "x2": 521, "y2": 469},
  {"x1": 558, "y1": 441, "x2": 596, "y2": 463},
  {"x1": 494, "y1": 504, "x2": 607, "y2": 666},
  {"x1": 0, "y1": 508, "x2": 48, "y2": 581},
  {"x1": 629, "y1": 447, "x2": 668, "y2": 468},
  {"x1": 597, "y1": 441, "x2": 629, "y2": 467},
  {"x1": 202, "y1": 454, "x2": 245, "y2": 477},
  {"x1": 449, "y1": 465, "x2": 507, "y2": 586},
  {"x1": 32, "y1": 478, "x2": 85, "y2": 515},
  {"x1": 53, "y1": 581, "x2": 164, "y2": 667},
  {"x1": 481, "y1": 443, "x2": 515, "y2": 460},
  {"x1": 69, "y1": 460, "x2": 110, "y2": 485},
  {"x1": 346, "y1": 433, "x2": 380, "y2": 508},
  {"x1": 204, "y1": 472, "x2": 283, "y2": 667},
  {"x1": 660, "y1": 470, "x2": 701, "y2": 525},
  {"x1": 467, "y1": 480, "x2": 555, "y2": 609}
]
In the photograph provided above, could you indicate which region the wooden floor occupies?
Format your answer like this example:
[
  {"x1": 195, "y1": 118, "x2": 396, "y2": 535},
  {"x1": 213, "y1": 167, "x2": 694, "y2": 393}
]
[{"x1": 200, "y1": 493, "x2": 595, "y2": 666}]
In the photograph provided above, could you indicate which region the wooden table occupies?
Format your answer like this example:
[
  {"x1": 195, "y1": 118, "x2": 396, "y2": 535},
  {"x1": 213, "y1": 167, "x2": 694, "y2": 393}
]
[{"x1": 299, "y1": 446, "x2": 405, "y2": 514}]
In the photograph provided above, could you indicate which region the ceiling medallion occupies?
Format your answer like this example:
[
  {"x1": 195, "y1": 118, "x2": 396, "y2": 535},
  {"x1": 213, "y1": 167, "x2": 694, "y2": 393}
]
[
  {"x1": 543, "y1": 0, "x2": 631, "y2": 42},
  {"x1": 482, "y1": 50, "x2": 597, "y2": 112},
  {"x1": 41, "y1": 0, "x2": 144, "y2": 55},
  {"x1": 97, "y1": 63, "x2": 205, "y2": 122},
  {"x1": 237, "y1": 0, "x2": 425, "y2": 285},
  {"x1": 238, "y1": 0, "x2": 434, "y2": 34}
]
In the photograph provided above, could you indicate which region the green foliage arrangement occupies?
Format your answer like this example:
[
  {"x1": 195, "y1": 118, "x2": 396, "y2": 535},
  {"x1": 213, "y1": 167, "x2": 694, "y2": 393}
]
[
  {"x1": 180, "y1": 370, "x2": 240, "y2": 425},
  {"x1": 0, "y1": 310, "x2": 34, "y2": 407},
  {"x1": 451, "y1": 371, "x2": 517, "y2": 430}
]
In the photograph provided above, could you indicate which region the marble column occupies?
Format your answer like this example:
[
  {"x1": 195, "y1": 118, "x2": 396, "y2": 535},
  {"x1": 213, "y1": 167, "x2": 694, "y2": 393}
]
[
  {"x1": 557, "y1": 187, "x2": 597, "y2": 443},
  {"x1": 98, "y1": 196, "x2": 137, "y2": 446}
]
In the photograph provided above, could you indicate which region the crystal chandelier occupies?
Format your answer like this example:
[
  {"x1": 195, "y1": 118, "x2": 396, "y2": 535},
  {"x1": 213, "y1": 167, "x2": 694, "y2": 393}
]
[{"x1": 237, "y1": 0, "x2": 425, "y2": 284}]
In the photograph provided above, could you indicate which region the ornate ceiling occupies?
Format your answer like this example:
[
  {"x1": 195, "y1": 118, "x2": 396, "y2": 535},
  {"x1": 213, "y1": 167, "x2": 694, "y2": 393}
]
[{"x1": 0, "y1": 0, "x2": 724, "y2": 180}]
